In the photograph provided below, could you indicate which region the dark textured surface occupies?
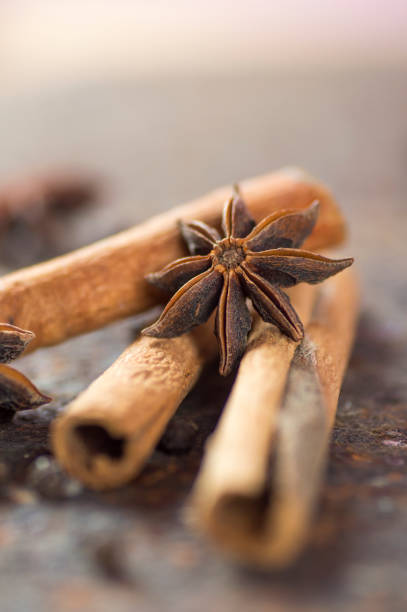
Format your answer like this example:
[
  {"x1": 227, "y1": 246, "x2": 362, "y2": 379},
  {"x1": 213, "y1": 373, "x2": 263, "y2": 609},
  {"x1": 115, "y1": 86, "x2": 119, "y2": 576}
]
[{"x1": 0, "y1": 70, "x2": 406, "y2": 611}]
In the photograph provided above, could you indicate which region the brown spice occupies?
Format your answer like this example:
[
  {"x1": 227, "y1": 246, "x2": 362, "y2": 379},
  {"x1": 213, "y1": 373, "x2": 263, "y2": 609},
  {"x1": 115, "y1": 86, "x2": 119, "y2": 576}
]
[
  {"x1": 51, "y1": 322, "x2": 217, "y2": 490},
  {"x1": 188, "y1": 268, "x2": 359, "y2": 567},
  {"x1": 0, "y1": 170, "x2": 96, "y2": 223},
  {"x1": 143, "y1": 190, "x2": 353, "y2": 375},
  {"x1": 0, "y1": 366, "x2": 50, "y2": 413},
  {"x1": 0, "y1": 168, "x2": 346, "y2": 351},
  {"x1": 0, "y1": 324, "x2": 51, "y2": 421},
  {"x1": 0, "y1": 170, "x2": 97, "y2": 267}
]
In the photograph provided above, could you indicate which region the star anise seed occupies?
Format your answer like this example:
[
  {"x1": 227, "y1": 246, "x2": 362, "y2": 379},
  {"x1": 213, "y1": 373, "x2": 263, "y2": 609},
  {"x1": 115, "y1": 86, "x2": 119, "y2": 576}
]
[
  {"x1": 0, "y1": 365, "x2": 52, "y2": 415},
  {"x1": 142, "y1": 189, "x2": 354, "y2": 376}
]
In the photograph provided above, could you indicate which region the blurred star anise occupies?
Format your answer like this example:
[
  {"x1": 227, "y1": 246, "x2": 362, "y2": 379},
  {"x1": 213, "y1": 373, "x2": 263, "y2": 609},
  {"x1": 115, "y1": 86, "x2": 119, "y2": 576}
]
[
  {"x1": 143, "y1": 189, "x2": 353, "y2": 375},
  {"x1": 0, "y1": 323, "x2": 51, "y2": 422}
]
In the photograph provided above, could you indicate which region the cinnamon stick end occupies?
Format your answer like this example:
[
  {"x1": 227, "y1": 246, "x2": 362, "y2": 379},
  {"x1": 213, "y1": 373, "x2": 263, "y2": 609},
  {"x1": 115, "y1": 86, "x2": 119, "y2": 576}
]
[{"x1": 52, "y1": 416, "x2": 135, "y2": 491}]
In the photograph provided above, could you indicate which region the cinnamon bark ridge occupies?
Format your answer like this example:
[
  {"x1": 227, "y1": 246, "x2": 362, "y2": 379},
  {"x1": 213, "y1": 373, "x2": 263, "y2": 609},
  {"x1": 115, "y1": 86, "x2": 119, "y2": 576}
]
[
  {"x1": 0, "y1": 168, "x2": 344, "y2": 351},
  {"x1": 51, "y1": 170, "x2": 346, "y2": 491},
  {"x1": 188, "y1": 268, "x2": 359, "y2": 567}
]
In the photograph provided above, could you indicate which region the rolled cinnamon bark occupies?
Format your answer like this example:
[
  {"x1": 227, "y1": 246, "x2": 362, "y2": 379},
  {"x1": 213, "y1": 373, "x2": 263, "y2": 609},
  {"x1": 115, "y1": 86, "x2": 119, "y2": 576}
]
[
  {"x1": 52, "y1": 322, "x2": 217, "y2": 490},
  {"x1": 0, "y1": 168, "x2": 345, "y2": 351},
  {"x1": 188, "y1": 268, "x2": 359, "y2": 567},
  {"x1": 51, "y1": 172, "x2": 347, "y2": 491},
  {"x1": 52, "y1": 284, "x2": 315, "y2": 491}
]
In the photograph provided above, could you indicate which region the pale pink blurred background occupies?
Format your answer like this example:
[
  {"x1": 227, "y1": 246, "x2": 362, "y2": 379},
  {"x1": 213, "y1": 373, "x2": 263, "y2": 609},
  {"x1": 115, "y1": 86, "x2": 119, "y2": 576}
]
[{"x1": 1, "y1": 0, "x2": 406, "y2": 91}]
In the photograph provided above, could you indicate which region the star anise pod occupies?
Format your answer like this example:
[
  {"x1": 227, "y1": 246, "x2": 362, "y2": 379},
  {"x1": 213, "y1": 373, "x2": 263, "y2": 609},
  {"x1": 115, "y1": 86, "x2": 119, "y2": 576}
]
[
  {"x1": 142, "y1": 189, "x2": 354, "y2": 375},
  {"x1": 0, "y1": 323, "x2": 52, "y2": 422}
]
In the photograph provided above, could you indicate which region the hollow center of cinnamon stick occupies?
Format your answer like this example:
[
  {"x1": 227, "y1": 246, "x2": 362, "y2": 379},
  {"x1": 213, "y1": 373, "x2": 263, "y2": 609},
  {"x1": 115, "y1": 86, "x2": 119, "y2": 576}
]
[{"x1": 74, "y1": 425, "x2": 125, "y2": 460}]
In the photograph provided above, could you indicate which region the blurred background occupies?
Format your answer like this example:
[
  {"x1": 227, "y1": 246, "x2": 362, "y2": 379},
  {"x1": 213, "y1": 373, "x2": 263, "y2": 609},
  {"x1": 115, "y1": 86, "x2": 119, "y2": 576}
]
[
  {"x1": 2, "y1": 1, "x2": 407, "y2": 83},
  {"x1": 0, "y1": 2, "x2": 407, "y2": 611}
]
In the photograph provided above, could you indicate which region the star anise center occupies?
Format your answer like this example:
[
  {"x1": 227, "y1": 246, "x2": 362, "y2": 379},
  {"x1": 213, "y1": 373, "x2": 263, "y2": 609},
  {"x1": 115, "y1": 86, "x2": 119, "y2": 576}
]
[{"x1": 212, "y1": 238, "x2": 245, "y2": 271}]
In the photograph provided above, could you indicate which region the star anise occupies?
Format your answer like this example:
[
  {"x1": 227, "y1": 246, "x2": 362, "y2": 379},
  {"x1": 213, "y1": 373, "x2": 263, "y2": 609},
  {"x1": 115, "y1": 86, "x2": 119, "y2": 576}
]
[
  {"x1": 142, "y1": 189, "x2": 354, "y2": 375},
  {"x1": 0, "y1": 323, "x2": 51, "y2": 422}
]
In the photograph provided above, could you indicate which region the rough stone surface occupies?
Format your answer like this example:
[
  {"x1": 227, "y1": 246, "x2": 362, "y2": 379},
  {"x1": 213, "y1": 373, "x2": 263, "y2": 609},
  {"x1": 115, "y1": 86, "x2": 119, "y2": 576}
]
[{"x1": 0, "y1": 71, "x2": 406, "y2": 611}]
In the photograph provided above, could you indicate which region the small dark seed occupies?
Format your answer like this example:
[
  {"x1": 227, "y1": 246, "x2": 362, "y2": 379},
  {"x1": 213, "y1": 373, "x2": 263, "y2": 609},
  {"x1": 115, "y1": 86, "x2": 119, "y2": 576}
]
[{"x1": 158, "y1": 417, "x2": 198, "y2": 454}]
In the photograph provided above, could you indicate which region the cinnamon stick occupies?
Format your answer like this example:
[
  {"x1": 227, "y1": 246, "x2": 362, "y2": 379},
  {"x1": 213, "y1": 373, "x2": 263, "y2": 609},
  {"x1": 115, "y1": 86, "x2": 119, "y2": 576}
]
[
  {"x1": 188, "y1": 268, "x2": 359, "y2": 567},
  {"x1": 52, "y1": 322, "x2": 217, "y2": 490},
  {"x1": 51, "y1": 173, "x2": 346, "y2": 490},
  {"x1": 0, "y1": 168, "x2": 345, "y2": 351},
  {"x1": 51, "y1": 285, "x2": 314, "y2": 491}
]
